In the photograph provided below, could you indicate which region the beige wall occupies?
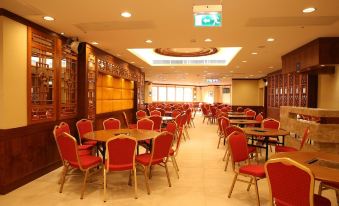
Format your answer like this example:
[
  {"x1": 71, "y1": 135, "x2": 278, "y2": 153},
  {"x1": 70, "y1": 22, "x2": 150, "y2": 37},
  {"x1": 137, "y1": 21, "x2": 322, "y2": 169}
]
[
  {"x1": 144, "y1": 82, "x2": 152, "y2": 103},
  {"x1": 0, "y1": 17, "x2": 27, "y2": 129},
  {"x1": 318, "y1": 66, "x2": 339, "y2": 109},
  {"x1": 232, "y1": 79, "x2": 261, "y2": 106}
]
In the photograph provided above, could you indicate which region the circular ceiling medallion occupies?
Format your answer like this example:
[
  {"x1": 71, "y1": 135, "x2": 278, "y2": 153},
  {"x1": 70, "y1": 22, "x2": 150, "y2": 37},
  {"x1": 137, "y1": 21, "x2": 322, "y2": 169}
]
[{"x1": 154, "y1": 48, "x2": 218, "y2": 57}]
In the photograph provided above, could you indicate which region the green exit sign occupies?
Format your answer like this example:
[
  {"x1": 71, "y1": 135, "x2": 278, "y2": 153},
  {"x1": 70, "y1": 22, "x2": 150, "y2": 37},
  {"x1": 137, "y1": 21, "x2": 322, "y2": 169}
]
[{"x1": 194, "y1": 13, "x2": 222, "y2": 27}]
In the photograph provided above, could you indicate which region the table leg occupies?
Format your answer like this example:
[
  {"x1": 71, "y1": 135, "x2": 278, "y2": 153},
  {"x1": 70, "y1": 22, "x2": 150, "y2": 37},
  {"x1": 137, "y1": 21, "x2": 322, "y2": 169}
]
[{"x1": 265, "y1": 137, "x2": 269, "y2": 161}]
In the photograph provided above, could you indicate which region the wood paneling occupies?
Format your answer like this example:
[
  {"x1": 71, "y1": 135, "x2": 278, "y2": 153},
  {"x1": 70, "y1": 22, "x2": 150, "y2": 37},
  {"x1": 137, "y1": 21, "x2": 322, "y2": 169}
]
[
  {"x1": 0, "y1": 118, "x2": 77, "y2": 194},
  {"x1": 231, "y1": 106, "x2": 265, "y2": 116}
]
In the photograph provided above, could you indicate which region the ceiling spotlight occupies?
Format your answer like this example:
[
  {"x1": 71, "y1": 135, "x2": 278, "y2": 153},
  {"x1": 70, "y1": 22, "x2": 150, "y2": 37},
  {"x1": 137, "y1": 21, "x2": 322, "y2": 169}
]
[
  {"x1": 204, "y1": 38, "x2": 212, "y2": 42},
  {"x1": 116, "y1": 54, "x2": 121, "y2": 57},
  {"x1": 60, "y1": 32, "x2": 65, "y2": 35},
  {"x1": 242, "y1": 60, "x2": 247, "y2": 63},
  {"x1": 43, "y1": 16, "x2": 55, "y2": 21},
  {"x1": 230, "y1": 70, "x2": 234, "y2": 73},
  {"x1": 303, "y1": 7, "x2": 316, "y2": 13},
  {"x1": 121, "y1": 11, "x2": 132, "y2": 18},
  {"x1": 130, "y1": 61, "x2": 135, "y2": 64},
  {"x1": 269, "y1": 66, "x2": 274, "y2": 69},
  {"x1": 140, "y1": 66, "x2": 144, "y2": 69},
  {"x1": 251, "y1": 52, "x2": 258, "y2": 55},
  {"x1": 91, "y1": 41, "x2": 99, "y2": 45},
  {"x1": 267, "y1": 38, "x2": 275, "y2": 42},
  {"x1": 145, "y1": 39, "x2": 153, "y2": 44}
]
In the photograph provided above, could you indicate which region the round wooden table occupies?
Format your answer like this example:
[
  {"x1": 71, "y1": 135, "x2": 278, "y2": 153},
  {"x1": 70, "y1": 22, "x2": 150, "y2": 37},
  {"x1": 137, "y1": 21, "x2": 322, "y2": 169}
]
[
  {"x1": 271, "y1": 152, "x2": 339, "y2": 183},
  {"x1": 84, "y1": 128, "x2": 160, "y2": 142},
  {"x1": 228, "y1": 114, "x2": 253, "y2": 119},
  {"x1": 243, "y1": 127, "x2": 290, "y2": 160},
  {"x1": 230, "y1": 119, "x2": 261, "y2": 125}
]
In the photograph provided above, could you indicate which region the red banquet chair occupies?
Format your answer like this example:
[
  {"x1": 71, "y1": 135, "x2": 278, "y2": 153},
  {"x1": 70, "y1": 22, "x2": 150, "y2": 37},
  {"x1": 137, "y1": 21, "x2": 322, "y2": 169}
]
[
  {"x1": 103, "y1": 118, "x2": 121, "y2": 130},
  {"x1": 76, "y1": 119, "x2": 97, "y2": 147},
  {"x1": 162, "y1": 121, "x2": 177, "y2": 134},
  {"x1": 172, "y1": 109, "x2": 181, "y2": 118},
  {"x1": 55, "y1": 132, "x2": 102, "y2": 199},
  {"x1": 149, "y1": 115, "x2": 162, "y2": 132},
  {"x1": 246, "y1": 110, "x2": 256, "y2": 119},
  {"x1": 53, "y1": 122, "x2": 93, "y2": 157},
  {"x1": 217, "y1": 117, "x2": 230, "y2": 149},
  {"x1": 227, "y1": 131, "x2": 265, "y2": 206},
  {"x1": 137, "y1": 118, "x2": 154, "y2": 147},
  {"x1": 265, "y1": 158, "x2": 331, "y2": 206},
  {"x1": 223, "y1": 125, "x2": 258, "y2": 171},
  {"x1": 136, "y1": 110, "x2": 147, "y2": 119},
  {"x1": 150, "y1": 110, "x2": 161, "y2": 116},
  {"x1": 122, "y1": 111, "x2": 137, "y2": 129},
  {"x1": 103, "y1": 134, "x2": 138, "y2": 201},
  {"x1": 275, "y1": 127, "x2": 310, "y2": 153},
  {"x1": 168, "y1": 126, "x2": 183, "y2": 179},
  {"x1": 135, "y1": 132, "x2": 174, "y2": 194}
]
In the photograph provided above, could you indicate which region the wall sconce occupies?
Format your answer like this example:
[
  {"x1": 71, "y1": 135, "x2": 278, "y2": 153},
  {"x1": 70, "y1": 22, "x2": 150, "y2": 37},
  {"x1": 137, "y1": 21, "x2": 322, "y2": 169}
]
[{"x1": 149, "y1": 90, "x2": 152, "y2": 97}]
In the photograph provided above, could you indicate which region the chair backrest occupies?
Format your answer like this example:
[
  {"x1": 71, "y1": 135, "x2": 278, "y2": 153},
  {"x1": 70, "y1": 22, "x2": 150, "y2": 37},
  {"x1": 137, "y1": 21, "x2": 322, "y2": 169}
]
[
  {"x1": 150, "y1": 110, "x2": 161, "y2": 116},
  {"x1": 103, "y1": 118, "x2": 121, "y2": 130},
  {"x1": 244, "y1": 108, "x2": 252, "y2": 113},
  {"x1": 246, "y1": 110, "x2": 256, "y2": 118},
  {"x1": 178, "y1": 113, "x2": 187, "y2": 128},
  {"x1": 201, "y1": 106, "x2": 209, "y2": 115},
  {"x1": 262, "y1": 118, "x2": 280, "y2": 129},
  {"x1": 228, "y1": 131, "x2": 249, "y2": 164},
  {"x1": 150, "y1": 132, "x2": 174, "y2": 164},
  {"x1": 172, "y1": 127, "x2": 183, "y2": 154},
  {"x1": 149, "y1": 115, "x2": 162, "y2": 131},
  {"x1": 137, "y1": 118, "x2": 154, "y2": 130},
  {"x1": 299, "y1": 127, "x2": 311, "y2": 150},
  {"x1": 165, "y1": 121, "x2": 177, "y2": 135},
  {"x1": 55, "y1": 132, "x2": 80, "y2": 167},
  {"x1": 172, "y1": 110, "x2": 181, "y2": 118},
  {"x1": 158, "y1": 109, "x2": 166, "y2": 116},
  {"x1": 53, "y1": 122, "x2": 71, "y2": 139},
  {"x1": 224, "y1": 125, "x2": 243, "y2": 137},
  {"x1": 106, "y1": 134, "x2": 137, "y2": 170},
  {"x1": 255, "y1": 113, "x2": 264, "y2": 122},
  {"x1": 265, "y1": 158, "x2": 315, "y2": 206},
  {"x1": 219, "y1": 117, "x2": 230, "y2": 134},
  {"x1": 76, "y1": 119, "x2": 93, "y2": 142},
  {"x1": 136, "y1": 110, "x2": 147, "y2": 119},
  {"x1": 237, "y1": 107, "x2": 243, "y2": 112}
]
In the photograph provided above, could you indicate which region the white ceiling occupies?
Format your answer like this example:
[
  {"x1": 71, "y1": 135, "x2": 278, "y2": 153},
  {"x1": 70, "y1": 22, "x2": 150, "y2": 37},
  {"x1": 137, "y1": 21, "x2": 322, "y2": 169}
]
[{"x1": 1, "y1": 0, "x2": 339, "y2": 85}]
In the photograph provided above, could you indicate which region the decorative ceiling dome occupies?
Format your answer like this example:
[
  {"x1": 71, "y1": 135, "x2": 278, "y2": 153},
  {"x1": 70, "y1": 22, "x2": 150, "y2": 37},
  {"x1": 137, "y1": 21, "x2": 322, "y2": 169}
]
[{"x1": 154, "y1": 48, "x2": 218, "y2": 57}]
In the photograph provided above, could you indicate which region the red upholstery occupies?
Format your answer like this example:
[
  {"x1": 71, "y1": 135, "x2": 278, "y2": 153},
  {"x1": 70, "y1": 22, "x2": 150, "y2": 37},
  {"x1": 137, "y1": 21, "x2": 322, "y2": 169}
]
[
  {"x1": 245, "y1": 110, "x2": 256, "y2": 118},
  {"x1": 128, "y1": 124, "x2": 137, "y2": 129},
  {"x1": 158, "y1": 109, "x2": 166, "y2": 116},
  {"x1": 149, "y1": 115, "x2": 162, "y2": 131},
  {"x1": 74, "y1": 155, "x2": 102, "y2": 169},
  {"x1": 244, "y1": 108, "x2": 252, "y2": 113},
  {"x1": 76, "y1": 119, "x2": 97, "y2": 145},
  {"x1": 53, "y1": 122, "x2": 93, "y2": 156},
  {"x1": 105, "y1": 136, "x2": 136, "y2": 171},
  {"x1": 313, "y1": 195, "x2": 331, "y2": 206},
  {"x1": 228, "y1": 131, "x2": 249, "y2": 162},
  {"x1": 136, "y1": 132, "x2": 174, "y2": 166},
  {"x1": 137, "y1": 118, "x2": 154, "y2": 130},
  {"x1": 262, "y1": 118, "x2": 280, "y2": 129},
  {"x1": 103, "y1": 118, "x2": 121, "y2": 130},
  {"x1": 150, "y1": 110, "x2": 161, "y2": 116},
  {"x1": 172, "y1": 110, "x2": 181, "y2": 118},
  {"x1": 136, "y1": 110, "x2": 147, "y2": 119},
  {"x1": 179, "y1": 113, "x2": 187, "y2": 128},
  {"x1": 265, "y1": 159, "x2": 330, "y2": 206},
  {"x1": 170, "y1": 127, "x2": 183, "y2": 155},
  {"x1": 239, "y1": 165, "x2": 266, "y2": 178},
  {"x1": 255, "y1": 113, "x2": 264, "y2": 122},
  {"x1": 162, "y1": 121, "x2": 177, "y2": 134},
  {"x1": 224, "y1": 125, "x2": 242, "y2": 137},
  {"x1": 236, "y1": 107, "x2": 243, "y2": 112}
]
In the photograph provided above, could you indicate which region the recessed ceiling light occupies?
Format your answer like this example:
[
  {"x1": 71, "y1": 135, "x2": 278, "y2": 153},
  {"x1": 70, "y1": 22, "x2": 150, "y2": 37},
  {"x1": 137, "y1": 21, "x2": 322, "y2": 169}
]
[
  {"x1": 242, "y1": 60, "x2": 247, "y2": 63},
  {"x1": 130, "y1": 61, "x2": 135, "y2": 64},
  {"x1": 140, "y1": 66, "x2": 144, "y2": 69},
  {"x1": 204, "y1": 38, "x2": 212, "y2": 42},
  {"x1": 230, "y1": 70, "x2": 234, "y2": 73},
  {"x1": 43, "y1": 16, "x2": 55, "y2": 21},
  {"x1": 145, "y1": 39, "x2": 152, "y2": 44},
  {"x1": 303, "y1": 7, "x2": 316, "y2": 13},
  {"x1": 250, "y1": 74, "x2": 254, "y2": 77},
  {"x1": 116, "y1": 54, "x2": 121, "y2": 57},
  {"x1": 121, "y1": 11, "x2": 132, "y2": 18},
  {"x1": 60, "y1": 32, "x2": 65, "y2": 35},
  {"x1": 251, "y1": 52, "x2": 258, "y2": 55},
  {"x1": 267, "y1": 38, "x2": 275, "y2": 42},
  {"x1": 320, "y1": 64, "x2": 325, "y2": 67},
  {"x1": 91, "y1": 41, "x2": 99, "y2": 45},
  {"x1": 269, "y1": 66, "x2": 274, "y2": 69}
]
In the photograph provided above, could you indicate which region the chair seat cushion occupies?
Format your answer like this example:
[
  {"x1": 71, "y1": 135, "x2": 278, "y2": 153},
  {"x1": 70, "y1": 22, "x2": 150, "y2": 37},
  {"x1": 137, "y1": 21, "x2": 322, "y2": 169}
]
[
  {"x1": 78, "y1": 145, "x2": 93, "y2": 150},
  {"x1": 136, "y1": 153, "x2": 163, "y2": 166},
  {"x1": 239, "y1": 164, "x2": 266, "y2": 178},
  {"x1": 275, "y1": 145, "x2": 298, "y2": 153},
  {"x1": 83, "y1": 140, "x2": 97, "y2": 146},
  {"x1": 128, "y1": 124, "x2": 137, "y2": 129},
  {"x1": 248, "y1": 146, "x2": 256, "y2": 154},
  {"x1": 70, "y1": 155, "x2": 101, "y2": 169},
  {"x1": 314, "y1": 194, "x2": 331, "y2": 206}
]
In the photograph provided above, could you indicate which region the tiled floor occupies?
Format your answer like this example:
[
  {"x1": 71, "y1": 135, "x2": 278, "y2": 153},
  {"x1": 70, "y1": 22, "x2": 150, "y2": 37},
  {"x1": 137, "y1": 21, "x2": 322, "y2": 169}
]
[{"x1": 0, "y1": 114, "x2": 337, "y2": 206}]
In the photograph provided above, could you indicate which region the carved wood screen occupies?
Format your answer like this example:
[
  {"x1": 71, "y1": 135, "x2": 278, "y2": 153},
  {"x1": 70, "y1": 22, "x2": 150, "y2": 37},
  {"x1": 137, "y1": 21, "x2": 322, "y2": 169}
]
[
  {"x1": 59, "y1": 43, "x2": 77, "y2": 119},
  {"x1": 28, "y1": 28, "x2": 56, "y2": 123},
  {"x1": 87, "y1": 53, "x2": 96, "y2": 120},
  {"x1": 267, "y1": 71, "x2": 310, "y2": 109}
]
